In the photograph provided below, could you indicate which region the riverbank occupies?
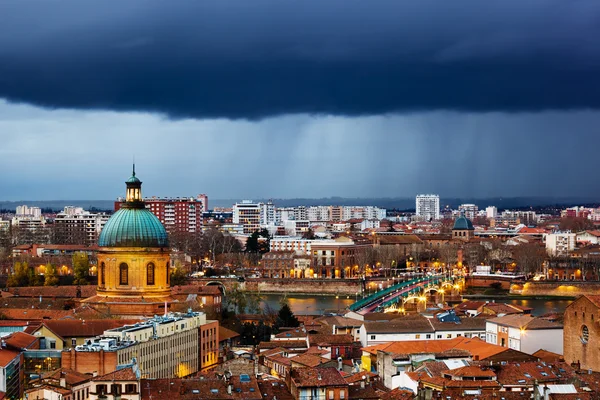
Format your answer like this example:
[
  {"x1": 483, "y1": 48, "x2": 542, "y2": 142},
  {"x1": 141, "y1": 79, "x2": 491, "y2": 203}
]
[{"x1": 463, "y1": 294, "x2": 576, "y2": 301}]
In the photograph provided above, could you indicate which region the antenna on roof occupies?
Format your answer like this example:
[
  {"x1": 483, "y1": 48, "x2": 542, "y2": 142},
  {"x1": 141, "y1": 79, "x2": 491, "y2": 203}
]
[{"x1": 132, "y1": 156, "x2": 136, "y2": 177}]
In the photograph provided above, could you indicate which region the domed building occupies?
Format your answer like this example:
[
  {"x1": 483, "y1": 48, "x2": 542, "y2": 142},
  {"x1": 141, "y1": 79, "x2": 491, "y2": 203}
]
[
  {"x1": 83, "y1": 167, "x2": 174, "y2": 316},
  {"x1": 452, "y1": 212, "x2": 474, "y2": 240}
]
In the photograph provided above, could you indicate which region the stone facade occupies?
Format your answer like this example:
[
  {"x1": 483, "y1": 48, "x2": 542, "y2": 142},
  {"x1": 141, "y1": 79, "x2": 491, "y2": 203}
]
[
  {"x1": 97, "y1": 247, "x2": 170, "y2": 298},
  {"x1": 564, "y1": 295, "x2": 600, "y2": 372}
]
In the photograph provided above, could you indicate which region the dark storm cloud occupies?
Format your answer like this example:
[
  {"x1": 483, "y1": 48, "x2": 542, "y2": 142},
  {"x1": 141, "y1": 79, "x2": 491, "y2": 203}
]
[{"x1": 1, "y1": 0, "x2": 600, "y2": 118}]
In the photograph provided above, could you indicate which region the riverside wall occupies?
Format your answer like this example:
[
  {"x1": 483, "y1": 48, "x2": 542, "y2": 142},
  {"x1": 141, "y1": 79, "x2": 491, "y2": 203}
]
[
  {"x1": 201, "y1": 278, "x2": 362, "y2": 296},
  {"x1": 510, "y1": 281, "x2": 600, "y2": 297}
]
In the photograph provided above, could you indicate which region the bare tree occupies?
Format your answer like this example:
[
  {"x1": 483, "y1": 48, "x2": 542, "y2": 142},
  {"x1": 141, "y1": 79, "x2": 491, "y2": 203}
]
[{"x1": 512, "y1": 242, "x2": 546, "y2": 277}]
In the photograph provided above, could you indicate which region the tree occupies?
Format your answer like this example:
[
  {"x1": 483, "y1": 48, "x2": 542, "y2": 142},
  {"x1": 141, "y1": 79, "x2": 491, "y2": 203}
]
[
  {"x1": 225, "y1": 283, "x2": 248, "y2": 314},
  {"x1": 512, "y1": 242, "x2": 546, "y2": 277},
  {"x1": 302, "y1": 228, "x2": 316, "y2": 240},
  {"x1": 245, "y1": 229, "x2": 270, "y2": 254},
  {"x1": 72, "y1": 252, "x2": 89, "y2": 285},
  {"x1": 44, "y1": 263, "x2": 59, "y2": 286},
  {"x1": 7, "y1": 261, "x2": 30, "y2": 287},
  {"x1": 559, "y1": 217, "x2": 594, "y2": 232},
  {"x1": 439, "y1": 243, "x2": 459, "y2": 274},
  {"x1": 275, "y1": 302, "x2": 299, "y2": 331},
  {"x1": 170, "y1": 266, "x2": 188, "y2": 286}
]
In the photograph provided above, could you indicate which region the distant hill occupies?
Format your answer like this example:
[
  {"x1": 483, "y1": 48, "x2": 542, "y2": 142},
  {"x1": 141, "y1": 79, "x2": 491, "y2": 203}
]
[
  {"x1": 0, "y1": 200, "x2": 115, "y2": 213},
  {"x1": 0, "y1": 196, "x2": 597, "y2": 213},
  {"x1": 209, "y1": 196, "x2": 600, "y2": 211}
]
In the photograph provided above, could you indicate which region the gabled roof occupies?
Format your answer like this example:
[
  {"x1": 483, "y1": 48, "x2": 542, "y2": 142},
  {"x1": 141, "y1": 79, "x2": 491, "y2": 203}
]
[
  {"x1": 219, "y1": 326, "x2": 240, "y2": 342},
  {"x1": 39, "y1": 368, "x2": 92, "y2": 386},
  {"x1": 0, "y1": 349, "x2": 20, "y2": 367},
  {"x1": 487, "y1": 314, "x2": 562, "y2": 330},
  {"x1": 94, "y1": 366, "x2": 138, "y2": 382},
  {"x1": 33, "y1": 319, "x2": 140, "y2": 339},
  {"x1": 363, "y1": 315, "x2": 434, "y2": 334},
  {"x1": 291, "y1": 367, "x2": 347, "y2": 388},
  {"x1": 2, "y1": 331, "x2": 38, "y2": 350}
]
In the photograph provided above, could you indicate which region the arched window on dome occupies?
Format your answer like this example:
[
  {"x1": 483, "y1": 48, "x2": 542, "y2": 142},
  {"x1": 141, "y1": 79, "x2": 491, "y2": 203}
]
[
  {"x1": 100, "y1": 262, "x2": 105, "y2": 285},
  {"x1": 147, "y1": 263, "x2": 155, "y2": 285},
  {"x1": 119, "y1": 263, "x2": 128, "y2": 285},
  {"x1": 166, "y1": 262, "x2": 170, "y2": 285}
]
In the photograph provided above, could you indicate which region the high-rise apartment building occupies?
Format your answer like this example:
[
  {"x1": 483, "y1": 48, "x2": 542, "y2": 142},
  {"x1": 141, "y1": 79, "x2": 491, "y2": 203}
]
[
  {"x1": 115, "y1": 195, "x2": 206, "y2": 233},
  {"x1": 233, "y1": 201, "x2": 262, "y2": 234},
  {"x1": 486, "y1": 206, "x2": 498, "y2": 219},
  {"x1": 459, "y1": 204, "x2": 479, "y2": 220},
  {"x1": 54, "y1": 206, "x2": 111, "y2": 245},
  {"x1": 416, "y1": 195, "x2": 440, "y2": 221}
]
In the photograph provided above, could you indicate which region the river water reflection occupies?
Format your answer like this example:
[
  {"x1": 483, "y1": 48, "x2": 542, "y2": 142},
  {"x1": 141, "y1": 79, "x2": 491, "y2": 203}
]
[{"x1": 261, "y1": 294, "x2": 572, "y2": 316}]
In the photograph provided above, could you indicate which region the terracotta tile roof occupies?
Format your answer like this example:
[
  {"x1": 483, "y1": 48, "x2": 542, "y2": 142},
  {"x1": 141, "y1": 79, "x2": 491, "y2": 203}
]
[
  {"x1": 308, "y1": 333, "x2": 354, "y2": 346},
  {"x1": 444, "y1": 366, "x2": 496, "y2": 378},
  {"x1": 257, "y1": 380, "x2": 295, "y2": 400},
  {"x1": 266, "y1": 354, "x2": 292, "y2": 367},
  {"x1": 533, "y1": 349, "x2": 564, "y2": 363},
  {"x1": 291, "y1": 367, "x2": 347, "y2": 388},
  {"x1": 344, "y1": 371, "x2": 378, "y2": 384},
  {"x1": 2, "y1": 331, "x2": 37, "y2": 350},
  {"x1": 363, "y1": 315, "x2": 434, "y2": 334},
  {"x1": 380, "y1": 388, "x2": 415, "y2": 400},
  {"x1": 290, "y1": 353, "x2": 329, "y2": 368},
  {"x1": 421, "y1": 376, "x2": 501, "y2": 389},
  {"x1": 313, "y1": 315, "x2": 363, "y2": 328},
  {"x1": 0, "y1": 349, "x2": 20, "y2": 367},
  {"x1": 362, "y1": 337, "x2": 508, "y2": 361},
  {"x1": 274, "y1": 329, "x2": 308, "y2": 339},
  {"x1": 141, "y1": 377, "x2": 264, "y2": 400},
  {"x1": 219, "y1": 326, "x2": 240, "y2": 341},
  {"x1": 94, "y1": 366, "x2": 138, "y2": 381},
  {"x1": 494, "y1": 361, "x2": 573, "y2": 386},
  {"x1": 0, "y1": 308, "x2": 77, "y2": 320},
  {"x1": 480, "y1": 303, "x2": 527, "y2": 315},
  {"x1": 304, "y1": 346, "x2": 330, "y2": 356},
  {"x1": 8, "y1": 285, "x2": 96, "y2": 298},
  {"x1": 39, "y1": 368, "x2": 92, "y2": 386},
  {"x1": 430, "y1": 317, "x2": 487, "y2": 331},
  {"x1": 260, "y1": 347, "x2": 287, "y2": 357},
  {"x1": 259, "y1": 340, "x2": 307, "y2": 350},
  {"x1": 417, "y1": 361, "x2": 450, "y2": 377},
  {"x1": 35, "y1": 319, "x2": 140, "y2": 339},
  {"x1": 25, "y1": 384, "x2": 71, "y2": 396},
  {"x1": 581, "y1": 295, "x2": 600, "y2": 309},
  {"x1": 487, "y1": 314, "x2": 563, "y2": 330}
]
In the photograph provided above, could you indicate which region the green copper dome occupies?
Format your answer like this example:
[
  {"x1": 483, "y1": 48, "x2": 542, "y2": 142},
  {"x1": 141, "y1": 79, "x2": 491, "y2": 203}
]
[
  {"x1": 453, "y1": 215, "x2": 474, "y2": 230},
  {"x1": 98, "y1": 208, "x2": 169, "y2": 248}
]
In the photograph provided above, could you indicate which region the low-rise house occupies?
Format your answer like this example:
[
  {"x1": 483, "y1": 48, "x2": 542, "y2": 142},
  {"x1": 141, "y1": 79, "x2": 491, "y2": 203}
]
[
  {"x1": 89, "y1": 366, "x2": 140, "y2": 400},
  {"x1": 485, "y1": 314, "x2": 563, "y2": 354},
  {"x1": 359, "y1": 315, "x2": 435, "y2": 347},
  {"x1": 289, "y1": 367, "x2": 349, "y2": 400},
  {"x1": 26, "y1": 368, "x2": 92, "y2": 400},
  {"x1": 308, "y1": 334, "x2": 356, "y2": 359}
]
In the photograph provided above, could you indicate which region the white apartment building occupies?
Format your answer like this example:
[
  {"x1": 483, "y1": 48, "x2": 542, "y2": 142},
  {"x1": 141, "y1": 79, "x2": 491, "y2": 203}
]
[
  {"x1": 261, "y1": 200, "x2": 276, "y2": 226},
  {"x1": 54, "y1": 206, "x2": 111, "y2": 245},
  {"x1": 545, "y1": 232, "x2": 576, "y2": 256},
  {"x1": 486, "y1": 206, "x2": 498, "y2": 219},
  {"x1": 459, "y1": 204, "x2": 478, "y2": 220},
  {"x1": 16, "y1": 205, "x2": 42, "y2": 218},
  {"x1": 485, "y1": 315, "x2": 563, "y2": 355},
  {"x1": 270, "y1": 237, "x2": 314, "y2": 255},
  {"x1": 232, "y1": 201, "x2": 262, "y2": 234},
  {"x1": 416, "y1": 195, "x2": 440, "y2": 221}
]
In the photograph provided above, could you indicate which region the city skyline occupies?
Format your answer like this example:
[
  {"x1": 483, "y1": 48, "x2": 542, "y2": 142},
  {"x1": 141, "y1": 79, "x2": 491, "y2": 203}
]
[{"x1": 1, "y1": 1, "x2": 600, "y2": 200}]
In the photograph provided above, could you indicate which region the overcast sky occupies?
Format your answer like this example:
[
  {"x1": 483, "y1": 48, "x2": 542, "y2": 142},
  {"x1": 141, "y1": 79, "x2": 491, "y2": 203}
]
[{"x1": 1, "y1": 0, "x2": 599, "y2": 201}]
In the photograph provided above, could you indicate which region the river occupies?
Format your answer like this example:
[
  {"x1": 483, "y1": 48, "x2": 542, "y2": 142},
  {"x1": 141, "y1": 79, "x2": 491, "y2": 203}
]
[{"x1": 260, "y1": 294, "x2": 571, "y2": 316}]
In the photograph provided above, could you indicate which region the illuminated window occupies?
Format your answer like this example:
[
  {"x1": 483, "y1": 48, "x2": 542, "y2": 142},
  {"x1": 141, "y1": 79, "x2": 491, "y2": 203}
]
[
  {"x1": 147, "y1": 263, "x2": 155, "y2": 285},
  {"x1": 119, "y1": 263, "x2": 128, "y2": 285}
]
